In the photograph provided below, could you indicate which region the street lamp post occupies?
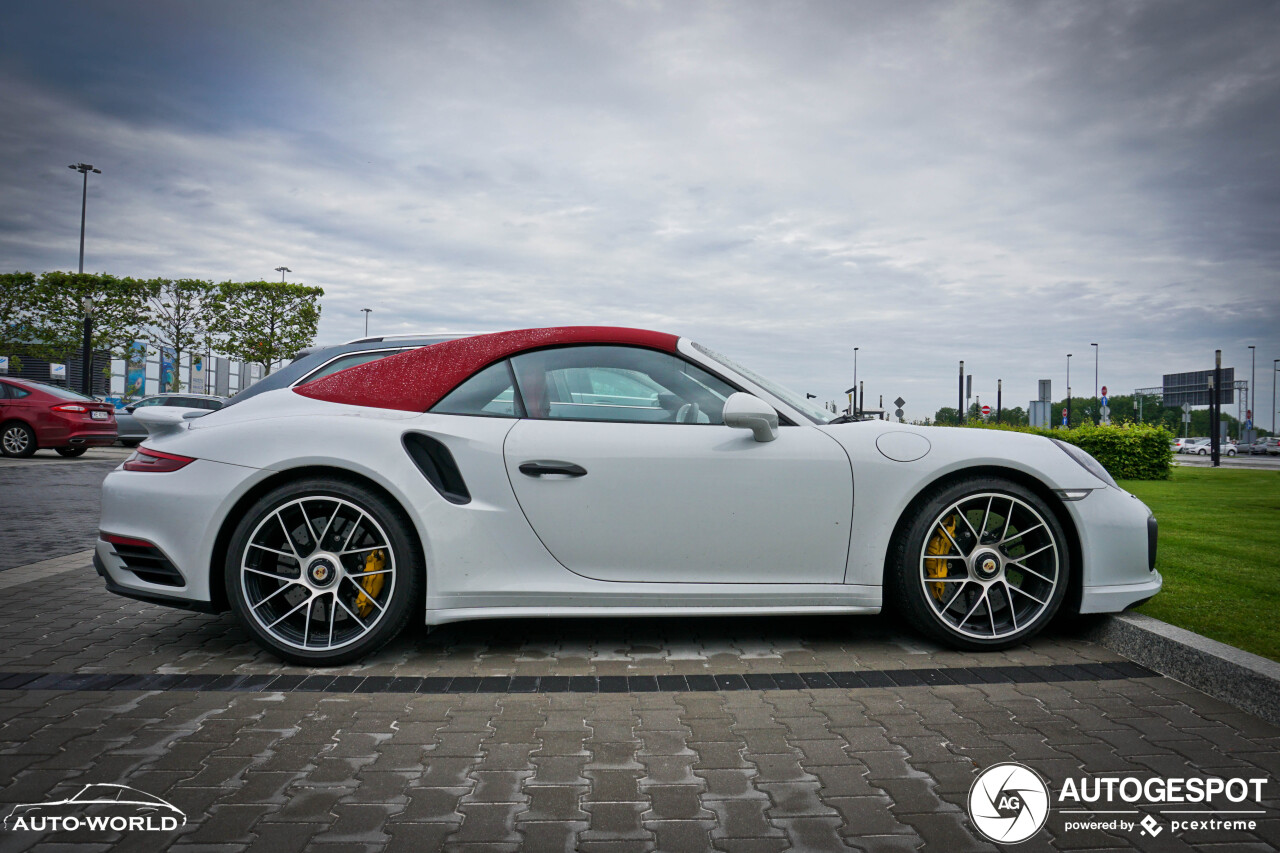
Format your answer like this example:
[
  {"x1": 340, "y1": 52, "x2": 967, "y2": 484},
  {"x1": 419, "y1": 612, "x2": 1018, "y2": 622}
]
[
  {"x1": 1091, "y1": 343, "x2": 1099, "y2": 424},
  {"x1": 80, "y1": 296, "x2": 94, "y2": 396},
  {"x1": 1249, "y1": 345, "x2": 1256, "y2": 435},
  {"x1": 1273, "y1": 359, "x2": 1279, "y2": 437},
  {"x1": 362, "y1": 308, "x2": 372, "y2": 336},
  {"x1": 68, "y1": 164, "x2": 101, "y2": 273},
  {"x1": 1066, "y1": 353, "x2": 1072, "y2": 429},
  {"x1": 853, "y1": 347, "x2": 859, "y2": 418},
  {"x1": 275, "y1": 266, "x2": 291, "y2": 283}
]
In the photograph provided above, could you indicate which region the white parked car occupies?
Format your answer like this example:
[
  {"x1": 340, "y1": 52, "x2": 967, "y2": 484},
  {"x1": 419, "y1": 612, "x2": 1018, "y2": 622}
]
[
  {"x1": 1185, "y1": 439, "x2": 1235, "y2": 457},
  {"x1": 96, "y1": 327, "x2": 1160, "y2": 664}
]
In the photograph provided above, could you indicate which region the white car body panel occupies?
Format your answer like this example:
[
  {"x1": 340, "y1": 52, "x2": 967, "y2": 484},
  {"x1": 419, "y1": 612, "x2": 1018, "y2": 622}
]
[
  {"x1": 503, "y1": 418, "x2": 852, "y2": 584},
  {"x1": 98, "y1": 335, "x2": 1160, "y2": 634}
]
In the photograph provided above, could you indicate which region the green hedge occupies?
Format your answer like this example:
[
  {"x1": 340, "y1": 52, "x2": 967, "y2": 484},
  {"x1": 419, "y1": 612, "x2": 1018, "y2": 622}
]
[{"x1": 958, "y1": 421, "x2": 1175, "y2": 480}]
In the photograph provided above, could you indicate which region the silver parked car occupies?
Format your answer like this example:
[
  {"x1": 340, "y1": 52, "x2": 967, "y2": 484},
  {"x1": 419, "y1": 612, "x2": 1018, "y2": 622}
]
[{"x1": 115, "y1": 393, "x2": 228, "y2": 446}]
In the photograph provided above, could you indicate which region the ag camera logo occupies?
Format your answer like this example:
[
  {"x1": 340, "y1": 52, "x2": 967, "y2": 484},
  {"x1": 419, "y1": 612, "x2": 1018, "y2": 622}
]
[{"x1": 968, "y1": 762, "x2": 1050, "y2": 844}]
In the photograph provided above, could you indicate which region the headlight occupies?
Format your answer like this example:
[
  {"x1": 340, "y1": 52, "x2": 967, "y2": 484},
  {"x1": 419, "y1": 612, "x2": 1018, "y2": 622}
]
[{"x1": 1051, "y1": 439, "x2": 1118, "y2": 489}]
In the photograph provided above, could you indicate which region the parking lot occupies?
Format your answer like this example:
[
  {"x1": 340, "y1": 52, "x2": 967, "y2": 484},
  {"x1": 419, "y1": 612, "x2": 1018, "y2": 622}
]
[{"x1": 1, "y1": 451, "x2": 1277, "y2": 851}]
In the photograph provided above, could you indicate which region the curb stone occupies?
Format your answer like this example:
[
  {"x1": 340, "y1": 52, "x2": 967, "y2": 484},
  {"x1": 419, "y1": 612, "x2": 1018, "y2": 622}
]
[{"x1": 1088, "y1": 612, "x2": 1280, "y2": 726}]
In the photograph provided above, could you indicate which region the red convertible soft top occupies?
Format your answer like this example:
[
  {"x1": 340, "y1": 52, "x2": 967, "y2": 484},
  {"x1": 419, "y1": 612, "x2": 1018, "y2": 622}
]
[{"x1": 293, "y1": 326, "x2": 679, "y2": 413}]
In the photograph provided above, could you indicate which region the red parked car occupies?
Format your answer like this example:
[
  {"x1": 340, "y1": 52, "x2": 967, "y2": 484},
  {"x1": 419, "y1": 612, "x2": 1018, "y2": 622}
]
[{"x1": 0, "y1": 378, "x2": 118, "y2": 458}]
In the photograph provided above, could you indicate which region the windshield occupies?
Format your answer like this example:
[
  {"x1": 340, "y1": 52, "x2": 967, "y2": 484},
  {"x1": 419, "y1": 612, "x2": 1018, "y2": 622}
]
[{"x1": 691, "y1": 342, "x2": 835, "y2": 425}]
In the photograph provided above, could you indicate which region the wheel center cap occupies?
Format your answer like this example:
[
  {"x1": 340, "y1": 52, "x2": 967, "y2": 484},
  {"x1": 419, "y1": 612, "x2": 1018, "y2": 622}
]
[
  {"x1": 972, "y1": 550, "x2": 1002, "y2": 580},
  {"x1": 307, "y1": 557, "x2": 338, "y2": 587}
]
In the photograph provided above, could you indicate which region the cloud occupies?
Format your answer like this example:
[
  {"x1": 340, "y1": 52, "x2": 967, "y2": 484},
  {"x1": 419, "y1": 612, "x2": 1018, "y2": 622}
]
[{"x1": 1, "y1": 0, "x2": 1277, "y2": 419}]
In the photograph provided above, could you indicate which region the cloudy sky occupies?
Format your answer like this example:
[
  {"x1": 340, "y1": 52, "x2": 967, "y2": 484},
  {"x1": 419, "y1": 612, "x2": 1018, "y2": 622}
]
[{"x1": 2, "y1": 0, "x2": 1277, "y2": 422}]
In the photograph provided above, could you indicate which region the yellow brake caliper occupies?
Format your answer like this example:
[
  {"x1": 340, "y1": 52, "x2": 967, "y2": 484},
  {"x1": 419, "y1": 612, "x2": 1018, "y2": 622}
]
[
  {"x1": 925, "y1": 517, "x2": 957, "y2": 601},
  {"x1": 354, "y1": 549, "x2": 386, "y2": 618}
]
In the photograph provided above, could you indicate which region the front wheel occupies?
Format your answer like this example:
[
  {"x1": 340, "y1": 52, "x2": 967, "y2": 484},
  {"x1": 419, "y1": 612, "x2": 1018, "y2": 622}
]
[
  {"x1": 887, "y1": 477, "x2": 1070, "y2": 650},
  {"x1": 56, "y1": 447, "x2": 88, "y2": 458},
  {"x1": 224, "y1": 477, "x2": 422, "y2": 665}
]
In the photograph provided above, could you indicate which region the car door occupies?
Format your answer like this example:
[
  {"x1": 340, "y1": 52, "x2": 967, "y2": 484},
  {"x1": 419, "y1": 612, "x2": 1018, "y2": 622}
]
[{"x1": 500, "y1": 345, "x2": 853, "y2": 584}]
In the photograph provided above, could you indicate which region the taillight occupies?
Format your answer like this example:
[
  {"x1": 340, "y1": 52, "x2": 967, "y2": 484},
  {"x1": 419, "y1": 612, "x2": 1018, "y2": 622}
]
[
  {"x1": 52, "y1": 403, "x2": 89, "y2": 413},
  {"x1": 101, "y1": 533, "x2": 156, "y2": 549},
  {"x1": 123, "y1": 447, "x2": 196, "y2": 472}
]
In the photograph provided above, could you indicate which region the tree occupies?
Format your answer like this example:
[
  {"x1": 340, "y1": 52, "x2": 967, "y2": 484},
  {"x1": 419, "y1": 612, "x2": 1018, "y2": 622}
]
[
  {"x1": 208, "y1": 281, "x2": 323, "y2": 375},
  {"x1": 933, "y1": 406, "x2": 961, "y2": 425},
  {"x1": 28, "y1": 272, "x2": 151, "y2": 365},
  {"x1": 0, "y1": 271, "x2": 38, "y2": 371},
  {"x1": 140, "y1": 278, "x2": 215, "y2": 393}
]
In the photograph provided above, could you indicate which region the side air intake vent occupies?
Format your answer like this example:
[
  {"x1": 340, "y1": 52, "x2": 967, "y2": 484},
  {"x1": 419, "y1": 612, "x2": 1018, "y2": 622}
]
[{"x1": 403, "y1": 433, "x2": 471, "y2": 505}]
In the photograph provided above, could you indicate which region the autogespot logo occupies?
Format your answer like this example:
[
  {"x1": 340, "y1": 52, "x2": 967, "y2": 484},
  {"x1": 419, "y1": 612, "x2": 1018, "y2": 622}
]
[{"x1": 968, "y1": 762, "x2": 1051, "y2": 844}]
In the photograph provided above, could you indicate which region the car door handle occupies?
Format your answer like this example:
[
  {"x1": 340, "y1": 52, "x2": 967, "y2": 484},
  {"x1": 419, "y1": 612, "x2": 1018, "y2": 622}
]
[{"x1": 519, "y1": 460, "x2": 588, "y2": 478}]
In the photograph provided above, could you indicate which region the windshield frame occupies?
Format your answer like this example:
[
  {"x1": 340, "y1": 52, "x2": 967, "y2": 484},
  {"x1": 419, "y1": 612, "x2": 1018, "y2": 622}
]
[{"x1": 688, "y1": 341, "x2": 835, "y2": 425}]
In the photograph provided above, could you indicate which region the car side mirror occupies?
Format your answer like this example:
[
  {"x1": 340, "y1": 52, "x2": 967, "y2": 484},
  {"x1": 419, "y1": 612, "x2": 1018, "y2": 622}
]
[
  {"x1": 125, "y1": 406, "x2": 136, "y2": 414},
  {"x1": 723, "y1": 392, "x2": 778, "y2": 442}
]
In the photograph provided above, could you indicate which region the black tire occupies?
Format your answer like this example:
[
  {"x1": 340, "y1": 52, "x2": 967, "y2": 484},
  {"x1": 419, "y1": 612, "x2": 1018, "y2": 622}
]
[
  {"x1": 1, "y1": 422, "x2": 37, "y2": 458},
  {"x1": 224, "y1": 476, "x2": 422, "y2": 666},
  {"x1": 55, "y1": 447, "x2": 88, "y2": 458},
  {"x1": 886, "y1": 476, "x2": 1070, "y2": 650}
]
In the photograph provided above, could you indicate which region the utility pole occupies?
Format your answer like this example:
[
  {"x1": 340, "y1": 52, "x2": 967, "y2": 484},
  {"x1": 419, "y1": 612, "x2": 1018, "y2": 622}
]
[
  {"x1": 275, "y1": 266, "x2": 291, "y2": 283},
  {"x1": 362, "y1": 308, "x2": 372, "y2": 336},
  {"x1": 996, "y1": 379, "x2": 1002, "y2": 424},
  {"x1": 958, "y1": 361, "x2": 965, "y2": 424}
]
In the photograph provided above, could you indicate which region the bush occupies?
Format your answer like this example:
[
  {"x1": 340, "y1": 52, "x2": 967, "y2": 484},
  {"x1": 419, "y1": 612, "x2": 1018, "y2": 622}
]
[{"x1": 957, "y1": 421, "x2": 1174, "y2": 480}]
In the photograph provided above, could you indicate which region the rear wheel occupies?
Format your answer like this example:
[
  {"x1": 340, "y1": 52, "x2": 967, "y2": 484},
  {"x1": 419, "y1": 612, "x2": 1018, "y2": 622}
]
[
  {"x1": 55, "y1": 447, "x2": 88, "y2": 458},
  {"x1": 224, "y1": 477, "x2": 422, "y2": 665},
  {"x1": 1, "y1": 422, "x2": 36, "y2": 458},
  {"x1": 887, "y1": 477, "x2": 1069, "y2": 650}
]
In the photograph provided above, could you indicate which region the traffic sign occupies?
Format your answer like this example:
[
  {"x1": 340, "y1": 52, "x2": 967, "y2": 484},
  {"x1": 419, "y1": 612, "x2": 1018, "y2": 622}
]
[
  {"x1": 1101, "y1": 385, "x2": 1107, "y2": 396},
  {"x1": 894, "y1": 408, "x2": 904, "y2": 419},
  {"x1": 981, "y1": 405, "x2": 991, "y2": 416},
  {"x1": 1062, "y1": 407, "x2": 1068, "y2": 417},
  {"x1": 894, "y1": 397, "x2": 905, "y2": 408}
]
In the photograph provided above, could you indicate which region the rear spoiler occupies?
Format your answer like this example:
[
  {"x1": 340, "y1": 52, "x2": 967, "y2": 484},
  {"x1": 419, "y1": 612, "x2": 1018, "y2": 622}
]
[{"x1": 132, "y1": 407, "x2": 210, "y2": 438}]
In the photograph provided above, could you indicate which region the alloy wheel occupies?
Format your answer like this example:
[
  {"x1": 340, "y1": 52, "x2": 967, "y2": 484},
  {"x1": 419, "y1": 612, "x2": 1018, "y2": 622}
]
[
  {"x1": 918, "y1": 492, "x2": 1061, "y2": 641},
  {"x1": 239, "y1": 495, "x2": 398, "y2": 653}
]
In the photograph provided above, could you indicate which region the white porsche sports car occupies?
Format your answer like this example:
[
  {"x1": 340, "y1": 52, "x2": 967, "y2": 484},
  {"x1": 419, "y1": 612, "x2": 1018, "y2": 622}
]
[{"x1": 97, "y1": 327, "x2": 1160, "y2": 665}]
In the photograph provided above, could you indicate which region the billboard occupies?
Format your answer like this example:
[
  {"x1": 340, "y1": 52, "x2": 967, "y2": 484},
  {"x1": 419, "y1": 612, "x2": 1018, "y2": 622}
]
[
  {"x1": 159, "y1": 346, "x2": 176, "y2": 393},
  {"x1": 125, "y1": 341, "x2": 146, "y2": 400},
  {"x1": 1162, "y1": 368, "x2": 1234, "y2": 407}
]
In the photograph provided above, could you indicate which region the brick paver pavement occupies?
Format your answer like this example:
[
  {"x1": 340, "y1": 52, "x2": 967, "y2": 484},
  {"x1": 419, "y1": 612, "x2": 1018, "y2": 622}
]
[
  {"x1": 0, "y1": 462, "x2": 1277, "y2": 850},
  {"x1": 0, "y1": 555, "x2": 1276, "y2": 851}
]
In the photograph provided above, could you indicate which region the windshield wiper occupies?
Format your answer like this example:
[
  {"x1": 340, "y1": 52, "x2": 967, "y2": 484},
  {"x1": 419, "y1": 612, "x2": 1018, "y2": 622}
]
[{"x1": 827, "y1": 414, "x2": 860, "y2": 424}]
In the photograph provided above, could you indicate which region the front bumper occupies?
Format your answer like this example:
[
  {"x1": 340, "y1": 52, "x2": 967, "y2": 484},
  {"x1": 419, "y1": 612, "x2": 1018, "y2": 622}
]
[{"x1": 1073, "y1": 486, "x2": 1163, "y2": 614}]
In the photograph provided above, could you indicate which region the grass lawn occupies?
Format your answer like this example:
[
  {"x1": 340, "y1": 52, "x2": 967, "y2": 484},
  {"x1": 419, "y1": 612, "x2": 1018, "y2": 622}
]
[{"x1": 1118, "y1": 466, "x2": 1280, "y2": 662}]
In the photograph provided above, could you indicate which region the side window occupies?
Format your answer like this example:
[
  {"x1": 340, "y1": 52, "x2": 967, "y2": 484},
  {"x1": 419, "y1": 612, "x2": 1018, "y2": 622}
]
[
  {"x1": 430, "y1": 360, "x2": 523, "y2": 418},
  {"x1": 8, "y1": 386, "x2": 30, "y2": 399},
  {"x1": 510, "y1": 346, "x2": 739, "y2": 424},
  {"x1": 133, "y1": 397, "x2": 164, "y2": 408},
  {"x1": 302, "y1": 349, "x2": 405, "y2": 384},
  {"x1": 0, "y1": 383, "x2": 9, "y2": 400}
]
